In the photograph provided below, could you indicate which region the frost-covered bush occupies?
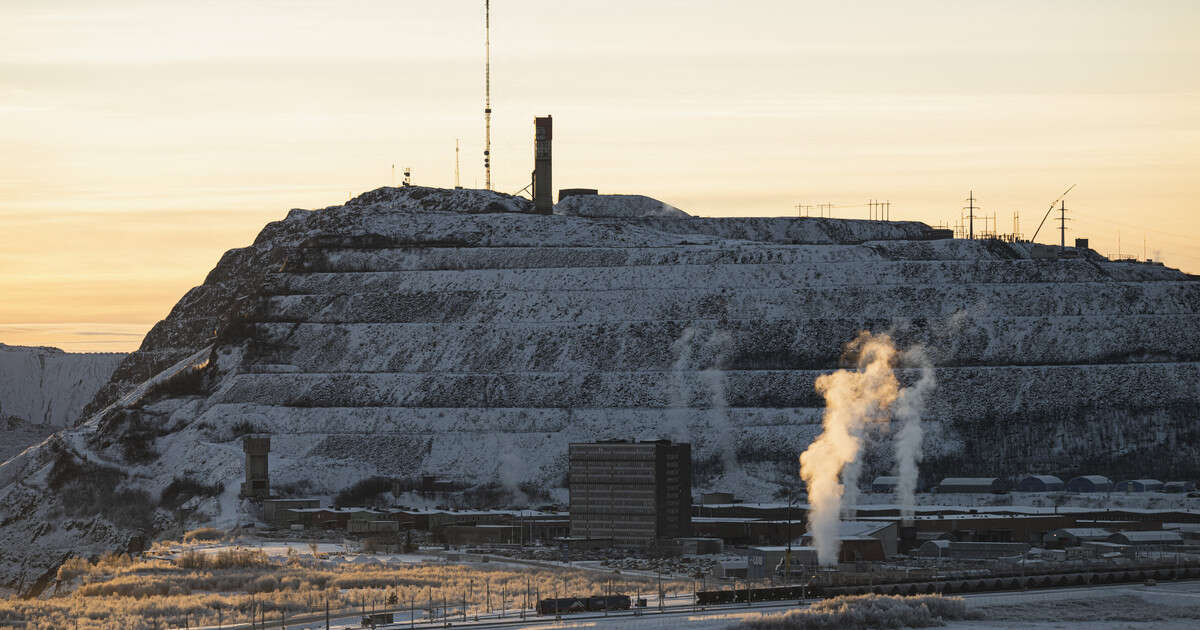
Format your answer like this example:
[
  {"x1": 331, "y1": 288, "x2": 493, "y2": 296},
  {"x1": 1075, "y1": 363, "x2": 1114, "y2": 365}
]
[
  {"x1": 181, "y1": 527, "x2": 223, "y2": 542},
  {"x1": 733, "y1": 594, "x2": 976, "y2": 630}
]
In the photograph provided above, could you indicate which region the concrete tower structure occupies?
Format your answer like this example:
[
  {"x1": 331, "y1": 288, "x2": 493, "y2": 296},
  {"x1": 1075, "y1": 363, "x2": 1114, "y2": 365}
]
[
  {"x1": 240, "y1": 436, "x2": 271, "y2": 499},
  {"x1": 533, "y1": 115, "x2": 553, "y2": 214}
]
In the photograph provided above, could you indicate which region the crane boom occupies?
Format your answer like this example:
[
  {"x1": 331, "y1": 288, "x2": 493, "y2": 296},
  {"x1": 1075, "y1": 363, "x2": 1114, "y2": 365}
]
[{"x1": 1030, "y1": 184, "x2": 1076, "y2": 242}]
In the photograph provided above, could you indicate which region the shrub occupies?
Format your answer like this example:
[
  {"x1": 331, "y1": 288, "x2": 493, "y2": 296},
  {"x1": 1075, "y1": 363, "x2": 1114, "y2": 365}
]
[
  {"x1": 333, "y1": 477, "x2": 392, "y2": 508},
  {"x1": 56, "y1": 556, "x2": 92, "y2": 582},
  {"x1": 161, "y1": 479, "x2": 224, "y2": 509},
  {"x1": 143, "y1": 361, "x2": 211, "y2": 400},
  {"x1": 734, "y1": 594, "x2": 977, "y2": 630},
  {"x1": 230, "y1": 420, "x2": 260, "y2": 439},
  {"x1": 182, "y1": 528, "x2": 223, "y2": 543}
]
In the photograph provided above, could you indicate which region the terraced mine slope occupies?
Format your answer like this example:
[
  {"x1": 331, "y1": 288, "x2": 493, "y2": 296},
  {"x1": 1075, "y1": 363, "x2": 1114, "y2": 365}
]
[{"x1": 1, "y1": 186, "x2": 1197, "y2": 593}]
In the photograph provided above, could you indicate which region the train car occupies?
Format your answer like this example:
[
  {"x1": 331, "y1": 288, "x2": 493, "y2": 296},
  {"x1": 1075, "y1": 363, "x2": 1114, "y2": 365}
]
[
  {"x1": 536, "y1": 594, "x2": 631, "y2": 615},
  {"x1": 587, "y1": 594, "x2": 631, "y2": 611},
  {"x1": 697, "y1": 585, "x2": 818, "y2": 606},
  {"x1": 536, "y1": 597, "x2": 587, "y2": 615}
]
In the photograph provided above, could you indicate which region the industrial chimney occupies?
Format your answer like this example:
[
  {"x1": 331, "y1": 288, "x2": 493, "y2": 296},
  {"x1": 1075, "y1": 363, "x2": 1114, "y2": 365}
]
[{"x1": 533, "y1": 115, "x2": 553, "y2": 214}]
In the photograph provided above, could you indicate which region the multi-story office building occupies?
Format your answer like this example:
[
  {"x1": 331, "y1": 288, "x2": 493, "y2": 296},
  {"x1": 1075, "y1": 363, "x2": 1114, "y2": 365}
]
[{"x1": 568, "y1": 439, "x2": 691, "y2": 544}]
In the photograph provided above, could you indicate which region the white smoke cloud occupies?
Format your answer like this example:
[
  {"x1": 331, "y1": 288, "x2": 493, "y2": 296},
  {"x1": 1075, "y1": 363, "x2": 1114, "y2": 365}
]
[
  {"x1": 798, "y1": 332, "x2": 934, "y2": 566},
  {"x1": 497, "y1": 450, "x2": 530, "y2": 507},
  {"x1": 700, "y1": 330, "x2": 738, "y2": 474},
  {"x1": 667, "y1": 327, "x2": 740, "y2": 476},
  {"x1": 894, "y1": 346, "x2": 935, "y2": 522},
  {"x1": 666, "y1": 327, "x2": 699, "y2": 443}
]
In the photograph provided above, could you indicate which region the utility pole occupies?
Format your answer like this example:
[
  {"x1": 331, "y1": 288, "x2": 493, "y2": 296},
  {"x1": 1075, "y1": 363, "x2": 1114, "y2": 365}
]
[{"x1": 964, "y1": 191, "x2": 978, "y2": 240}]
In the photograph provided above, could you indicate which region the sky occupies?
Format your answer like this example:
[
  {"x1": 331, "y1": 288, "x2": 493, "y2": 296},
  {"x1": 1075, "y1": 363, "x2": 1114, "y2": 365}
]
[{"x1": 1, "y1": 0, "x2": 1198, "y2": 352}]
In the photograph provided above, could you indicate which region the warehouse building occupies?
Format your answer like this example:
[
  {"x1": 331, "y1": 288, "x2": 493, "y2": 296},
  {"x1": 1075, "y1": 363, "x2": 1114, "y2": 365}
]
[
  {"x1": 917, "y1": 540, "x2": 1030, "y2": 559},
  {"x1": 1108, "y1": 530, "x2": 1183, "y2": 548},
  {"x1": 1015, "y1": 475, "x2": 1064, "y2": 492},
  {"x1": 1045, "y1": 528, "x2": 1112, "y2": 547},
  {"x1": 1114, "y1": 479, "x2": 1163, "y2": 493},
  {"x1": 935, "y1": 477, "x2": 1008, "y2": 493},
  {"x1": 568, "y1": 439, "x2": 691, "y2": 544},
  {"x1": 1066, "y1": 475, "x2": 1113, "y2": 493}
]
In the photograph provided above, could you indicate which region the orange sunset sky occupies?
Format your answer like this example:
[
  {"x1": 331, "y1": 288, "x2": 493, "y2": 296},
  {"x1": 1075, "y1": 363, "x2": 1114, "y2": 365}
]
[{"x1": 2, "y1": 0, "x2": 1198, "y2": 352}]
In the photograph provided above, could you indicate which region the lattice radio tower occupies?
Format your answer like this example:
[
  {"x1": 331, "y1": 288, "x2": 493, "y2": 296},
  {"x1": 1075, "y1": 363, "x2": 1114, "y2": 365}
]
[
  {"x1": 964, "y1": 190, "x2": 978, "y2": 239},
  {"x1": 483, "y1": 0, "x2": 492, "y2": 190}
]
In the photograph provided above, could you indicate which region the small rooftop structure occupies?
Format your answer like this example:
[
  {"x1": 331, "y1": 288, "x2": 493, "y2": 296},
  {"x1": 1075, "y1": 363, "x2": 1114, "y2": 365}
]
[
  {"x1": 1015, "y1": 475, "x2": 1064, "y2": 492},
  {"x1": 1066, "y1": 475, "x2": 1113, "y2": 493}
]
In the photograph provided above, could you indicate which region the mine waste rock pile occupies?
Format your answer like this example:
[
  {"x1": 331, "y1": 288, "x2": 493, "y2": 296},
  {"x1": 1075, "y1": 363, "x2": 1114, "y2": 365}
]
[{"x1": 1, "y1": 185, "x2": 1197, "y2": 593}]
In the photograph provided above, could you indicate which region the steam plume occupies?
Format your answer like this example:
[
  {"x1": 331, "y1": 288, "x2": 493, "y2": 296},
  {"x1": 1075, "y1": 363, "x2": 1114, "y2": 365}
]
[
  {"x1": 666, "y1": 327, "x2": 698, "y2": 442},
  {"x1": 668, "y1": 327, "x2": 739, "y2": 475},
  {"x1": 799, "y1": 332, "x2": 933, "y2": 566},
  {"x1": 699, "y1": 330, "x2": 737, "y2": 474},
  {"x1": 894, "y1": 347, "x2": 935, "y2": 521}
]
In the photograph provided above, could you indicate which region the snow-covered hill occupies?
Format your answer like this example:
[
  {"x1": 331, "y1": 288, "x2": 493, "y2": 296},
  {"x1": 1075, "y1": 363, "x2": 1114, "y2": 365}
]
[
  {"x1": 0, "y1": 344, "x2": 123, "y2": 430},
  {"x1": 1, "y1": 186, "x2": 1197, "y2": 594}
]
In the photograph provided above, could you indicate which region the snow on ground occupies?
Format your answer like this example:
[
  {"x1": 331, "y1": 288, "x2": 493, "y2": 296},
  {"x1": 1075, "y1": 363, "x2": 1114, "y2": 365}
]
[
  {"x1": 947, "y1": 580, "x2": 1200, "y2": 629},
  {"x1": 0, "y1": 343, "x2": 123, "y2": 434}
]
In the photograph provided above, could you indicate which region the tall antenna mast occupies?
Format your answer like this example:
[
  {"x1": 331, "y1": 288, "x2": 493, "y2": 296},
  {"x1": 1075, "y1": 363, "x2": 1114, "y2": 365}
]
[
  {"x1": 455, "y1": 139, "x2": 462, "y2": 189},
  {"x1": 483, "y1": 0, "x2": 492, "y2": 190}
]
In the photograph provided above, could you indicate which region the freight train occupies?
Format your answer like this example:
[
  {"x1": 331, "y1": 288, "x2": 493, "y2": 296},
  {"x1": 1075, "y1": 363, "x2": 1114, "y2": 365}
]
[{"x1": 535, "y1": 594, "x2": 632, "y2": 615}]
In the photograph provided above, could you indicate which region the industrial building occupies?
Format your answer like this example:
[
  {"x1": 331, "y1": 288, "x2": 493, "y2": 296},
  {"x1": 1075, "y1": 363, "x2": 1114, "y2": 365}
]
[
  {"x1": 1045, "y1": 527, "x2": 1112, "y2": 547},
  {"x1": 1066, "y1": 475, "x2": 1113, "y2": 492},
  {"x1": 1108, "y1": 530, "x2": 1184, "y2": 548},
  {"x1": 935, "y1": 477, "x2": 1008, "y2": 493},
  {"x1": 799, "y1": 521, "x2": 896, "y2": 560},
  {"x1": 1164, "y1": 481, "x2": 1194, "y2": 493},
  {"x1": 917, "y1": 540, "x2": 1030, "y2": 559},
  {"x1": 747, "y1": 546, "x2": 819, "y2": 579},
  {"x1": 1015, "y1": 475, "x2": 1064, "y2": 492},
  {"x1": 262, "y1": 498, "x2": 319, "y2": 526},
  {"x1": 568, "y1": 439, "x2": 691, "y2": 544},
  {"x1": 1115, "y1": 479, "x2": 1164, "y2": 493}
]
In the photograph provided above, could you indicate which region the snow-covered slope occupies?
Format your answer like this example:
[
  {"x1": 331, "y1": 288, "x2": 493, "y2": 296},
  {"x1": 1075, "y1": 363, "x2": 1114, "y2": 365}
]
[
  {"x1": 1, "y1": 186, "x2": 1198, "y2": 594},
  {"x1": 0, "y1": 344, "x2": 123, "y2": 430}
]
